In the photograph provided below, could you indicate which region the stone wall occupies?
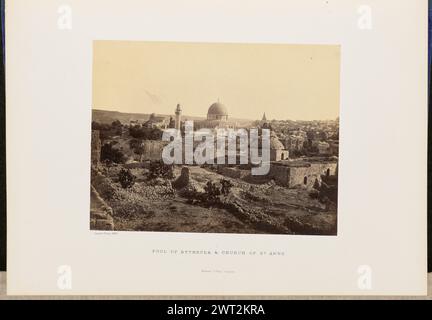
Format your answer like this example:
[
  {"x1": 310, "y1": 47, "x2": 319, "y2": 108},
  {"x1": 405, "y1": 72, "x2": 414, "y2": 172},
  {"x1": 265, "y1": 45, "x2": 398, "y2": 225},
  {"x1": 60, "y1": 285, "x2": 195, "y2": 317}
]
[
  {"x1": 218, "y1": 167, "x2": 250, "y2": 179},
  {"x1": 141, "y1": 140, "x2": 168, "y2": 161},
  {"x1": 289, "y1": 162, "x2": 338, "y2": 189},
  {"x1": 90, "y1": 185, "x2": 114, "y2": 230},
  {"x1": 269, "y1": 161, "x2": 338, "y2": 189},
  {"x1": 270, "y1": 149, "x2": 289, "y2": 161},
  {"x1": 269, "y1": 165, "x2": 291, "y2": 186},
  {"x1": 91, "y1": 130, "x2": 101, "y2": 166}
]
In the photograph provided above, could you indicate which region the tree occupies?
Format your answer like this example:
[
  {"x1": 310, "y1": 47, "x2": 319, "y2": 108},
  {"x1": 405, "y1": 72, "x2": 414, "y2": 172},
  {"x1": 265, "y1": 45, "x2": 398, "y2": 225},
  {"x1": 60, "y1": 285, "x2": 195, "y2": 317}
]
[
  {"x1": 111, "y1": 120, "x2": 122, "y2": 127},
  {"x1": 111, "y1": 120, "x2": 123, "y2": 135},
  {"x1": 319, "y1": 131, "x2": 328, "y2": 140},
  {"x1": 291, "y1": 149, "x2": 304, "y2": 158},
  {"x1": 129, "y1": 138, "x2": 142, "y2": 150},
  {"x1": 118, "y1": 168, "x2": 136, "y2": 188},
  {"x1": 92, "y1": 121, "x2": 110, "y2": 131},
  {"x1": 129, "y1": 126, "x2": 163, "y2": 140},
  {"x1": 129, "y1": 138, "x2": 145, "y2": 161},
  {"x1": 101, "y1": 143, "x2": 125, "y2": 164},
  {"x1": 92, "y1": 121, "x2": 115, "y2": 139},
  {"x1": 148, "y1": 160, "x2": 174, "y2": 180},
  {"x1": 102, "y1": 158, "x2": 113, "y2": 169},
  {"x1": 220, "y1": 179, "x2": 233, "y2": 196},
  {"x1": 306, "y1": 131, "x2": 315, "y2": 140},
  {"x1": 204, "y1": 181, "x2": 221, "y2": 201}
]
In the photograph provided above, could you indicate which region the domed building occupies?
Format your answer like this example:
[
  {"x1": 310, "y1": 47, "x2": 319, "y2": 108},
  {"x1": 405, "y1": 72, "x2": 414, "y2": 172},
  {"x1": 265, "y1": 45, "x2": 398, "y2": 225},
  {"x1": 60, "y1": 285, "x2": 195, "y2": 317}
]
[
  {"x1": 191, "y1": 100, "x2": 237, "y2": 130},
  {"x1": 270, "y1": 131, "x2": 289, "y2": 161},
  {"x1": 207, "y1": 102, "x2": 228, "y2": 121}
]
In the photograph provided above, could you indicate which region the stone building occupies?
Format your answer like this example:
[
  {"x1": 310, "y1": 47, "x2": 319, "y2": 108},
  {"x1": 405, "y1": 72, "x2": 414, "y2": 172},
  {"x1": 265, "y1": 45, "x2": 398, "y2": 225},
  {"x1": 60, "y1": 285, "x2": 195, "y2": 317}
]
[
  {"x1": 270, "y1": 132, "x2": 289, "y2": 161},
  {"x1": 207, "y1": 102, "x2": 228, "y2": 121},
  {"x1": 190, "y1": 101, "x2": 237, "y2": 130},
  {"x1": 269, "y1": 158, "x2": 338, "y2": 189},
  {"x1": 328, "y1": 140, "x2": 339, "y2": 156},
  {"x1": 317, "y1": 141, "x2": 330, "y2": 155},
  {"x1": 284, "y1": 134, "x2": 306, "y2": 153},
  {"x1": 143, "y1": 113, "x2": 168, "y2": 129}
]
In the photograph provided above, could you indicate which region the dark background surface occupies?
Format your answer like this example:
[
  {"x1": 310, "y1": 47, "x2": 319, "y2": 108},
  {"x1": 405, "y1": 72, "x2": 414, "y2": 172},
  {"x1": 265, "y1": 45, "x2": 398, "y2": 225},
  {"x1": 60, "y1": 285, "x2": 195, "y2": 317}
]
[
  {"x1": 0, "y1": 0, "x2": 5, "y2": 272},
  {"x1": 428, "y1": 0, "x2": 431, "y2": 273}
]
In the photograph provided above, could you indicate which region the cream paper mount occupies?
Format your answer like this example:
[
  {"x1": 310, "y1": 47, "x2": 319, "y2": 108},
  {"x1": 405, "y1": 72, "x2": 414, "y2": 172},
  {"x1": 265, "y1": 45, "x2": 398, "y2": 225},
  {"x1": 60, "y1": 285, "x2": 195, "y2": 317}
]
[{"x1": 6, "y1": 0, "x2": 427, "y2": 295}]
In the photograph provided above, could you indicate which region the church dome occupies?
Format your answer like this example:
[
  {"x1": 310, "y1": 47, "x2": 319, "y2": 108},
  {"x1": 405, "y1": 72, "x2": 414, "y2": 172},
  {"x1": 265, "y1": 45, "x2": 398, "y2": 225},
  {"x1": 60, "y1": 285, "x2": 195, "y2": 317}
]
[
  {"x1": 270, "y1": 138, "x2": 285, "y2": 150},
  {"x1": 270, "y1": 133, "x2": 285, "y2": 150},
  {"x1": 208, "y1": 102, "x2": 228, "y2": 117}
]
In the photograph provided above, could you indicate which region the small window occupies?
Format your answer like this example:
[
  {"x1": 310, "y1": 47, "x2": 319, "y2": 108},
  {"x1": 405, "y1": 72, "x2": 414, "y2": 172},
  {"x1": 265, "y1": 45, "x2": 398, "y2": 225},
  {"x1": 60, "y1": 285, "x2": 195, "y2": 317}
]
[
  {"x1": 304, "y1": 176, "x2": 307, "y2": 185},
  {"x1": 326, "y1": 168, "x2": 330, "y2": 176}
]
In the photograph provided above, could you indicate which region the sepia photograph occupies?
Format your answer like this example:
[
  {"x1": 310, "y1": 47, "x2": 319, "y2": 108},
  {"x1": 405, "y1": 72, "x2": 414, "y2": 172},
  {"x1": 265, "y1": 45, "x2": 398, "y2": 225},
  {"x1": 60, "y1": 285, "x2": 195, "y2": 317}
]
[{"x1": 90, "y1": 41, "x2": 340, "y2": 235}]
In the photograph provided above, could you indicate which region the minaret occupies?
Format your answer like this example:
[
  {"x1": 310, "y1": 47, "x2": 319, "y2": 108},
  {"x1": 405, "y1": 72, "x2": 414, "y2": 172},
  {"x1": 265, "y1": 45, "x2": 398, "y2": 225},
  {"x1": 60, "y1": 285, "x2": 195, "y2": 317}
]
[
  {"x1": 262, "y1": 112, "x2": 267, "y2": 121},
  {"x1": 175, "y1": 103, "x2": 182, "y2": 130}
]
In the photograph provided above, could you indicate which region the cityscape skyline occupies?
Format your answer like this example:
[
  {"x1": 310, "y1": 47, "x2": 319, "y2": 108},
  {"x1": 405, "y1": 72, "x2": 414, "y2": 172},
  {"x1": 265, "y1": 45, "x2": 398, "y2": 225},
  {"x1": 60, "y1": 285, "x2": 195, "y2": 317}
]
[{"x1": 92, "y1": 106, "x2": 339, "y2": 122}]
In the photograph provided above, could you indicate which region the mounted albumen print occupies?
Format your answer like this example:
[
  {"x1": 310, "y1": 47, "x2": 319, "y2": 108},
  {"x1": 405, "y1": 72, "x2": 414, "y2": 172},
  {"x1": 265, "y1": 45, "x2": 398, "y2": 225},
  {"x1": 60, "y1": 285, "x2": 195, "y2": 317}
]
[{"x1": 90, "y1": 41, "x2": 340, "y2": 235}]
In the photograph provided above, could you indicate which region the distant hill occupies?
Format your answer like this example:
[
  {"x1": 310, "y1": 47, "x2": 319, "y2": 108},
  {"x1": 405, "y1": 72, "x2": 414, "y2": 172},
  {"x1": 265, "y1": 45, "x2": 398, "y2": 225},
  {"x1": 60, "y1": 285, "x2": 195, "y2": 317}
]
[
  {"x1": 92, "y1": 109, "x2": 206, "y2": 124},
  {"x1": 92, "y1": 109, "x2": 254, "y2": 126}
]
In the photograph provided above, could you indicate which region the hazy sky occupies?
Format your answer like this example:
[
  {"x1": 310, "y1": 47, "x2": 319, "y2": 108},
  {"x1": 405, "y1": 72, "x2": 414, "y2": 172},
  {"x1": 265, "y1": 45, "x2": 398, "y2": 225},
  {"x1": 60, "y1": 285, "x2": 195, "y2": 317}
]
[{"x1": 93, "y1": 41, "x2": 340, "y2": 121}]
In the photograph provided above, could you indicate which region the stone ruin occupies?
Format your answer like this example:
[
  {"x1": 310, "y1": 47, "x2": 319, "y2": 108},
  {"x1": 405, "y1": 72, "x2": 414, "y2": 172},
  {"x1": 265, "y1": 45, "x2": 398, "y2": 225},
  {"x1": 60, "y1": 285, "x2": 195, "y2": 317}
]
[
  {"x1": 173, "y1": 166, "x2": 190, "y2": 189},
  {"x1": 90, "y1": 185, "x2": 114, "y2": 230},
  {"x1": 91, "y1": 130, "x2": 101, "y2": 166}
]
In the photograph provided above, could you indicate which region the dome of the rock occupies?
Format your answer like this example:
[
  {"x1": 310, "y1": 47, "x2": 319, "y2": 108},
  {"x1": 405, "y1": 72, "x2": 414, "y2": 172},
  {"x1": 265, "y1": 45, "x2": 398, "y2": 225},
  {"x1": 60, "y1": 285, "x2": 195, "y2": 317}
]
[{"x1": 207, "y1": 102, "x2": 228, "y2": 120}]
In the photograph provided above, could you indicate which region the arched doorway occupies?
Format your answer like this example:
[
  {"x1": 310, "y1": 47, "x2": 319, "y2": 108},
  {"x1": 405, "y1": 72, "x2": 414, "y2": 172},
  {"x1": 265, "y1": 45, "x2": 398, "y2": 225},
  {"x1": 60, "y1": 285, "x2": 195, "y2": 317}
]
[
  {"x1": 303, "y1": 176, "x2": 307, "y2": 185},
  {"x1": 326, "y1": 168, "x2": 330, "y2": 176}
]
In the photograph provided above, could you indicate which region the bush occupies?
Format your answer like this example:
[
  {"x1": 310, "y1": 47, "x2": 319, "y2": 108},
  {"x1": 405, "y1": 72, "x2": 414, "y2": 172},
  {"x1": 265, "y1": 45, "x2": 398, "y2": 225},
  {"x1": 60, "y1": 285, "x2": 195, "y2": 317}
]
[
  {"x1": 204, "y1": 181, "x2": 221, "y2": 201},
  {"x1": 111, "y1": 120, "x2": 122, "y2": 127},
  {"x1": 92, "y1": 120, "x2": 122, "y2": 138},
  {"x1": 291, "y1": 149, "x2": 305, "y2": 158},
  {"x1": 101, "y1": 143, "x2": 126, "y2": 164},
  {"x1": 118, "y1": 168, "x2": 136, "y2": 189},
  {"x1": 309, "y1": 189, "x2": 319, "y2": 199},
  {"x1": 309, "y1": 176, "x2": 338, "y2": 205},
  {"x1": 129, "y1": 126, "x2": 163, "y2": 140},
  {"x1": 129, "y1": 138, "x2": 141, "y2": 150},
  {"x1": 148, "y1": 161, "x2": 175, "y2": 180},
  {"x1": 129, "y1": 138, "x2": 145, "y2": 158},
  {"x1": 220, "y1": 179, "x2": 233, "y2": 196},
  {"x1": 92, "y1": 121, "x2": 111, "y2": 131}
]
